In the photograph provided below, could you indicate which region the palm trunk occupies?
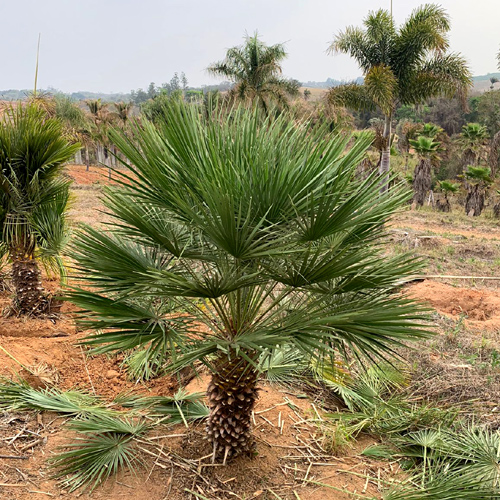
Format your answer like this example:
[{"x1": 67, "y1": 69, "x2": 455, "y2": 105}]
[
  {"x1": 11, "y1": 258, "x2": 49, "y2": 315},
  {"x1": 465, "y1": 184, "x2": 485, "y2": 216},
  {"x1": 206, "y1": 353, "x2": 259, "y2": 463},
  {"x1": 379, "y1": 114, "x2": 392, "y2": 192},
  {"x1": 75, "y1": 149, "x2": 83, "y2": 165},
  {"x1": 85, "y1": 147, "x2": 90, "y2": 171},
  {"x1": 413, "y1": 158, "x2": 432, "y2": 207}
]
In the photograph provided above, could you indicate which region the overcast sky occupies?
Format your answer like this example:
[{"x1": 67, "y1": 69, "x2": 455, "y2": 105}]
[{"x1": 3, "y1": 0, "x2": 499, "y2": 93}]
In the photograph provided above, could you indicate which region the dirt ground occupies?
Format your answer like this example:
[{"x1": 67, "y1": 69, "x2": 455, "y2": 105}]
[{"x1": 2, "y1": 165, "x2": 500, "y2": 498}]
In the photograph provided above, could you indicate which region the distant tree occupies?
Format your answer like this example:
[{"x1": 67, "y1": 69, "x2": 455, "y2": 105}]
[
  {"x1": 490, "y1": 77, "x2": 499, "y2": 90},
  {"x1": 422, "y1": 97, "x2": 466, "y2": 135},
  {"x1": 490, "y1": 131, "x2": 500, "y2": 178},
  {"x1": 476, "y1": 90, "x2": 500, "y2": 135},
  {"x1": 0, "y1": 104, "x2": 79, "y2": 315},
  {"x1": 410, "y1": 136, "x2": 441, "y2": 207},
  {"x1": 207, "y1": 32, "x2": 300, "y2": 114},
  {"x1": 327, "y1": 4, "x2": 472, "y2": 191},
  {"x1": 303, "y1": 88, "x2": 311, "y2": 101},
  {"x1": 147, "y1": 82, "x2": 158, "y2": 100},
  {"x1": 113, "y1": 101, "x2": 133, "y2": 128}
]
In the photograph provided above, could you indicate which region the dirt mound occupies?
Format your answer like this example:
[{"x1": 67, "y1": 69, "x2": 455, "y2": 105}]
[{"x1": 408, "y1": 280, "x2": 500, "y2": 329}]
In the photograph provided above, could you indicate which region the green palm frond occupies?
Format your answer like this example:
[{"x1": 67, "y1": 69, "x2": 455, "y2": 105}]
[
  {"x1": 50, "y1": 415, "x2": 149, "y2": 492},
  {"x1": 117, "y1": 389, "x2": 209, "y2": 424},
  {"x1": 409, "y1": 136, "x2": 441, "y2": 157},
  {"x1": 465, "y1": 166, "x2": 492, "y2": 184},
  {"x1": 0, "y1": 378, "x2": 115, "y2": 417},
  {"x1": 438, "y1": 181, "x2": 459, "y2": 194}
]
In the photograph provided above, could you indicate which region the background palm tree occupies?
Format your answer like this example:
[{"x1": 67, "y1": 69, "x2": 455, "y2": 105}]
[
  {"x1": 460, "y1": 123, "x2": 489, "y2": 168},
  {"x1": 410, "y1": 136, "x2": 441, "y2": 207},
  {"x1": 464, "y1": 166, "x2": 492, "y2": 216},
  {"x1": 0, "y1": 103, "x2": 79, "y2": 315},
  {"x1": 327, "y1": 4, "x2": 471, "y2": 191},
  {"x1": 436, "y1": 180, "x2": 459, "y2": 212},
  {"x1": 67, "y1": 101, "x2": 427, "y2": 463},
  {"x1": 207, "y1": 32, "x2": 300, "y2": 114}
]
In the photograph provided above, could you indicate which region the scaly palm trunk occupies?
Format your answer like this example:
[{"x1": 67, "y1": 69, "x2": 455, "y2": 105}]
[
  {"x1": 379, "y1": 114, "x2": 392, "y2": 192},
  {"x1": 206, "y1": 352, "x2": 259, "y2": 463},
  {"x1": 413, "y1": 158, "x2": 432, "y2": 207},
  {"x1": 11, "y1": 257, "x2": 49, "y2": 315},
  {"x1": 465, "y1": 184, "x2": 485, "y2": 216}
]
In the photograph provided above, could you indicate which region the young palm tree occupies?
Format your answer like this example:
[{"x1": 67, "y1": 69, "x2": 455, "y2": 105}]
[
  {"x1": 464, "y1": 166, "x2": 492, "y2": 216},
  {"x1": 460, "y1": 123, "x2": 489, "y2": 167},
  {"x1": 207, "y1": 32, "x2": 300, "y2": 114},
  {"x1": 410, "y1": 136, "x2": 441, "y2": 207},
  {"x1": 67, "y1": 101, "x2": 428, "y2": 463},
  {"x1": 436, "y1": 180, "x2": 459, "y2": 212},
  {"x1": 0, "y1": 103, "x2": 79, "y2": 315},
  {"x1": 327, "y1": 4, "x2": 471, "y2": 190}
]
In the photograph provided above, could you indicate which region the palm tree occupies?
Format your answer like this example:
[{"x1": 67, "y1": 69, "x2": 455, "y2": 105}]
[
  {"x1": 460, "y1": 123, "x2": 489, "y2": 167},
  {"x1": 207, "y1": 32, "x2": 300, "y2": 114},
  {"x1": 0, "y1": 103, "x2": 79, "y2": 315},
  {"x1": 410, "y1": 136, "x2": 441, "y2": 207},
  {"x1": 113, "y1": 101, "x2": 133, "y2": 128},
  {"x1": 327, "y1": 4, "x2": 472, "y2": 191},
  {"x1": 67, "y1": 101, "x2": 428, "y2": 463},
  {"x1": 464, "y1": 166, "x2": 492, "y2": 216},
  {"x1": 436, "y1": 180, "x2": 459, "y2": 212},
  {"x1": 420, "y1": 123, "x2": 443, "y2": 139}
]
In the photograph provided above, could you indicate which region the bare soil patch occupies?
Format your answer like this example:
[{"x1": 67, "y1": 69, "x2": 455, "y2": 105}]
[{"x1": 408, "y1": 280, "x2": 500, "y2": 330}]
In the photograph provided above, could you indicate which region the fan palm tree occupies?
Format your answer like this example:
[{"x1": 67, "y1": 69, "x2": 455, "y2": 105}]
[
  {"x1": 420, "y1": 123, "x2": 443, "y2": 139},
  {"x1": 0, "y1": 103, "x2": 79, "y2": 315},
  {"x1": 327, "y1": 4, "x2": 472, "y2": 191},
  {"x1": 436, "y1": 180, "x2": 459, "y2": 212},
  {"x1": 410, "y1": 136, "x2": 441, "y2": 207},
  {"x1": 67, "y1": 101, "x2": 428, "y2": 463},
  {"x1": 460, "y1": 123, "x2": 489, "y2": 168},
  {"x1": 207, "y1": 32, "x2": 300, "y2": 114},
  {"x1": 464, "y1": 166, "x2": 492, "y2": 216}
]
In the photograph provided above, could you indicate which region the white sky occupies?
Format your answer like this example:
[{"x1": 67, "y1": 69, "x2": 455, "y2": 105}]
[{"x1": 3, "y1": 0, "x2": 499, "y2": 93}]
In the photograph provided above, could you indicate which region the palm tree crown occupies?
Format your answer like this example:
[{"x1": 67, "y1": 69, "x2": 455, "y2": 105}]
[
  {"x1": 327, "y1": 4, "x2": 472, "y2": 189},
  {"x1": 67, "y1": 101, "x2": 428, "y2": 462},
  {"x1": 207, "y1": 32, "x2": 300, "y2": 113}
]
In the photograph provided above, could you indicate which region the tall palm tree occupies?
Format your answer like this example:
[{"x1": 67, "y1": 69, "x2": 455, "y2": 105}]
[
  {"x1": 410, "y1": 136, "x2": 440, "y2": 207},
  {"x1": 460, "y1": 123, "x2": 489, "y2": 167},
  {"x1": 327, "y1": 4, "x2": 472, "y2": 191},
  {"x1": 207, "y1": 32, "x2": 300, "y2": 114},
  {"x1": 113, "y1": 101, "x2": 133, "y2": 128},
  {"x1": 0, "y1": 103, "x2": 79, "y2": 315},
  {"x1": 67, "y1": 101, "x2": 428, "y2": 463}
]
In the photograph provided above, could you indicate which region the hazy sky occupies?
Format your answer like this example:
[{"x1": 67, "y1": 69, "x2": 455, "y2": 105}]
[{"x1": 3, "y1": 0, "x2": 499, "y2": 93}]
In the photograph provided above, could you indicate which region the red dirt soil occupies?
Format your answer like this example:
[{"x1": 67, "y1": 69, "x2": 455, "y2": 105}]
[{"x1": 408, "y1": 280, "x2": 500, "y2": 330}]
